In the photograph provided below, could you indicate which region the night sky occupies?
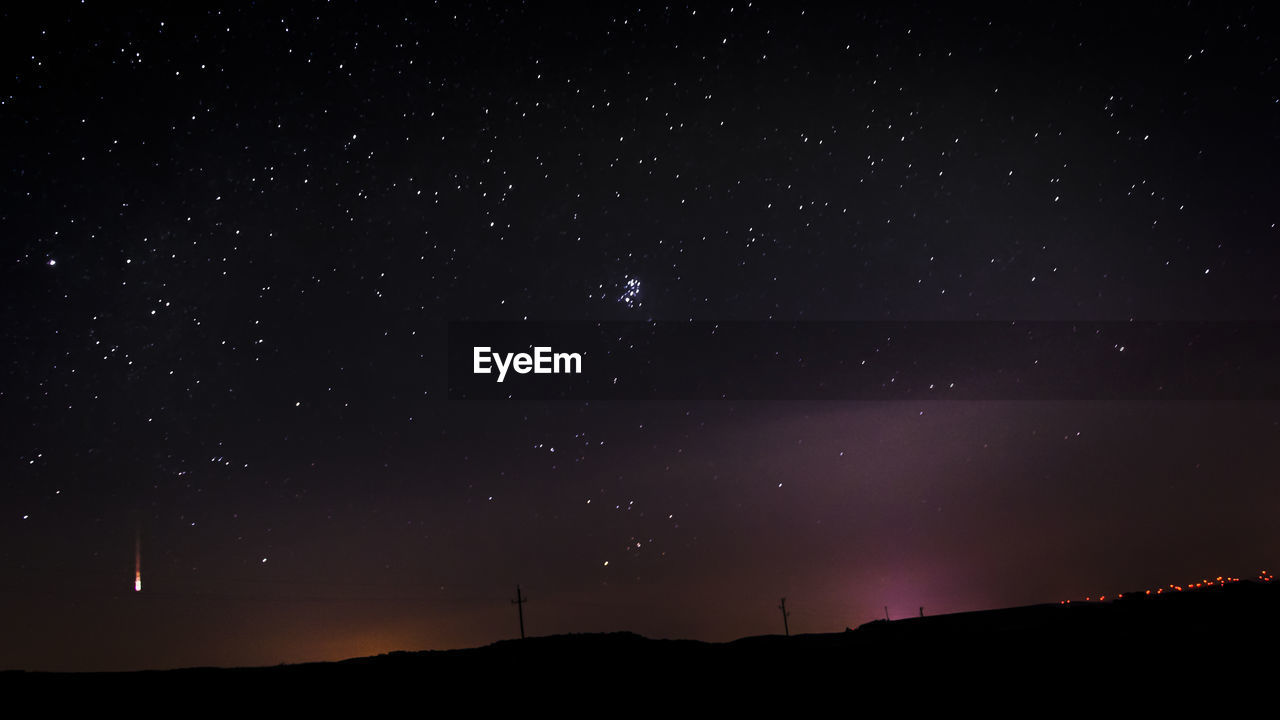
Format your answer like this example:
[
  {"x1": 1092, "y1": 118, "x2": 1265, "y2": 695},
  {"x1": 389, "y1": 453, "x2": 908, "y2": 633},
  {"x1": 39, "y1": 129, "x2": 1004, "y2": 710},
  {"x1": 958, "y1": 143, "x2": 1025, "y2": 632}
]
[{"x1": 4, "y1": 3, "x2": 1279, "y2": 671}]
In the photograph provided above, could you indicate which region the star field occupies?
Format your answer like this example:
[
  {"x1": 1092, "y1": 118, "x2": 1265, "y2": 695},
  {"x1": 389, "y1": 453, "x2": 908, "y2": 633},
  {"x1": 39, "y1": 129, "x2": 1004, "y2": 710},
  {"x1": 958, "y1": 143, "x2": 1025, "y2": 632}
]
[{"x1": 2, "y1": 3, "x2": 1278, "y2": 671}]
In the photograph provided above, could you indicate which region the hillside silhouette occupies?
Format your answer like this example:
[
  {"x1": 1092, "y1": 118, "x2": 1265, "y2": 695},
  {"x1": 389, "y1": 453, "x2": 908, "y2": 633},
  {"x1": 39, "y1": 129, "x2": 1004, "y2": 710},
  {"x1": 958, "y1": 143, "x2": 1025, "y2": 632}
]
[{"x1": 6, "y1": 577, "x2": 1277, "y2": 698}]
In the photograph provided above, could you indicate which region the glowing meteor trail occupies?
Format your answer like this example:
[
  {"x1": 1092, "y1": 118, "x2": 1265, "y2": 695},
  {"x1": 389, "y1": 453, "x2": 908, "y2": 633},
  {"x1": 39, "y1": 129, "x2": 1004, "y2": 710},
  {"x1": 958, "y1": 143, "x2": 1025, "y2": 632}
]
[{"x1": 134, "y1": 530, "x2": 141, "y2": 592}]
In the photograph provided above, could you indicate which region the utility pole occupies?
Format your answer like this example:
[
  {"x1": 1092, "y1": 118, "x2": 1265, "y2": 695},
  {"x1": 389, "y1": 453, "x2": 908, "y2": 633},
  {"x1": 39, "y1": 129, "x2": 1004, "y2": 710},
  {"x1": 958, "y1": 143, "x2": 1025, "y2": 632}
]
[
  {"x1": 778, "y1": 597, "x2": 791, "y2": 637},
  {"x1": 512, "y1": 585, "x2": 528, "y2": 640},
  {"x1": 884, "y1": 605, "x2": 890, "y2": 621}
]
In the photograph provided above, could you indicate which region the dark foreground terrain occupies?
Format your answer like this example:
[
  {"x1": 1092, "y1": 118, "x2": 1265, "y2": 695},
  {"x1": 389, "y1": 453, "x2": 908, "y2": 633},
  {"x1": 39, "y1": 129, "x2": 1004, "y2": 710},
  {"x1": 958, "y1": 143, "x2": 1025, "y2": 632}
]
[{"x1": 6, "y1": 580, "x2": 1277, "y2": 702}]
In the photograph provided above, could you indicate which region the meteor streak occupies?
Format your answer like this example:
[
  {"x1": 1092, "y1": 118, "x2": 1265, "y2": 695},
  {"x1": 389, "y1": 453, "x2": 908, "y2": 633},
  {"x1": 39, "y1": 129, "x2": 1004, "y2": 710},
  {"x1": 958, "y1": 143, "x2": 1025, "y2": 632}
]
[{"x1": 134, "y1": 529, "x2": 141, "y2": 592}]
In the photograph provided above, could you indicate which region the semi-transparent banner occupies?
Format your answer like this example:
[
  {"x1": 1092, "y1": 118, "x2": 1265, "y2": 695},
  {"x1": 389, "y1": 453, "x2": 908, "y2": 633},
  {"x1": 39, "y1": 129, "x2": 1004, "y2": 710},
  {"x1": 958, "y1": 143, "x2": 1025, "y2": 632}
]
[{"x1": 446, "y1": 321, "x2": 1280, "y2": 401}]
